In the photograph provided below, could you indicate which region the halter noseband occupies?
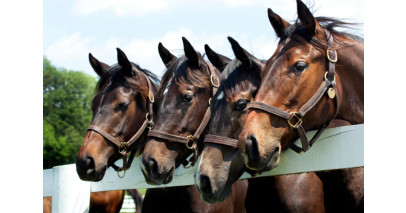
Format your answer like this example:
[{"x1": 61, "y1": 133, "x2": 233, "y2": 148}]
[
  {"x1": 87, "y1": 72, "x2": 155, "y2": 177},
  {"x1": 247, "y1": 29, "x2": 339, "y2": 153},
  {"x1": 147, "y1": 64, "x2": 220, "y2": 168}
]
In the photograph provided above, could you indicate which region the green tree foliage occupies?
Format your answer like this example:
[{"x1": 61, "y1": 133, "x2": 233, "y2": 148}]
[{"x1": 43, "y1": 57, "x2": 97, "y2": 169}]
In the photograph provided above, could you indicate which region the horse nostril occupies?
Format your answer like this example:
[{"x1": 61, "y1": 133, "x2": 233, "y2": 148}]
[
  {"x1": 199, "y1": 174, "x2": 213, "y2": 198},
  {"x1": 85, "y1": 155, "x2": 95, "y2": 172},
  {"x1": 246, "y1": 134, "x2": 260, "y2": 161},
  {"x1": 142, "y1": 156, "x2": 158, "y2": 174}
]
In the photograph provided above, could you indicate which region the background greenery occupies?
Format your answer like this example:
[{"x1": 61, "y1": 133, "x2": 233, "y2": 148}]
[{"x1": 43, "y1": 57, "x2": 97, "y2": 169}]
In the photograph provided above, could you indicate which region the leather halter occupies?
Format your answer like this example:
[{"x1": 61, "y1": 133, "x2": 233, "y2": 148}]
[
  {"x1": 87, "y1": 71, "x2": 155, "y2": 177},
  {"x1": 247, "y1": 29, "x2": 339, "y2": 153},
  {"x1": 147, "y1": 64, "x2": 220, "y2": 167}
]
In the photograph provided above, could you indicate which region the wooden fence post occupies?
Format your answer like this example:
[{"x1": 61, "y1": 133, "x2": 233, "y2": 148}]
[{"x1": 51, "y1": 164, "x2": 91, "y2": 213}]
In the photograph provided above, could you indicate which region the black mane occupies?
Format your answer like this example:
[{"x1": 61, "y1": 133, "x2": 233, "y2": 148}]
[
  {"x1": 282, "y1": 17, "x2": 363, "y2": 49},
  {"x1": 157, "y1": 54, "x2": 211, "y2": 99},
  {"x1": 96, "y1": 62, "x2": 159, "y2": 95}
]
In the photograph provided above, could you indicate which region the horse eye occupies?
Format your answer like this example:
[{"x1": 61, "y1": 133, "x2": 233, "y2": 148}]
[
  {"x1": 234, "y1": 99, "x2": 249, "y2": 111},
  {"x1": 117, "y1": 102, "x2": 130, "y2": 110},
  {"x1": 292, "y1": 61, "x2": 308, "y2": 72},
  {"x1": 181, "y1": 94, "x2": 194, "y2": 103}
]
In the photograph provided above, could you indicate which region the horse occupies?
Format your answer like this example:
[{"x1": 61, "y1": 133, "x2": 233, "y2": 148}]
[
  {"x1": 72, "y1": 48, "x2": 157, "y2": 213},
  {"x1": 76, "y1": 48, "x2": 159, "y2": 181},
  {"x1": 196, "y1": 37, "x2": 326, "y2": 212},
  {"x1": 237, "y1": 0, "x2": 363, "y2": 211},
  {"x1": 43, "y1": 189, "x2": 144, "y2": 213},
  {"x1": 140, "y1": 37, "x2": 247, "y2": 213}
]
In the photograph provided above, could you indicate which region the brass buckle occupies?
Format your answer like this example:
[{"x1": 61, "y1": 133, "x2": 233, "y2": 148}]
[
  {"x1": 287, "y1": 113, "x2": 302, "y2": 128},
  {"x1": 186, "y1": 135, "x2": 196, "y2": 150},
  {"x1": 148, "y1": 90, "x2": 155, "y2": 103},
  {"x1": 119, "y1": 142, "x2": 127, "y2": 154},
  {"x1": 210, "y1": 74, "x2": 220, "y2": 87},
  {"x1": 327, "y1": 48, "x2": 337, "y2": 63}
]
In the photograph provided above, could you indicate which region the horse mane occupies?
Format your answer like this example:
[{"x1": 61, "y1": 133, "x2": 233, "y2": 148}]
[
  {"x1": 282, "y1": 16, "x2": 363, "y2": 49},
  {"x1": 157, "y1": 54, "x2": 211, "y2": 99},
  {"x1": 96, "y1": 62, "x2": 159, "y2": 98},
  {"x1": 219, "y1": 59, "x2": 262, "y2": 98}
]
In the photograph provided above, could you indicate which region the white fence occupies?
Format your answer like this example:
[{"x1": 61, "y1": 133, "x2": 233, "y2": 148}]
[{"x1": 43, "y1": 124, "x2": 364, "y2": 213}]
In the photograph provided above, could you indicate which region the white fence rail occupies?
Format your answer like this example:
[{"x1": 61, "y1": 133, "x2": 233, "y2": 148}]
[{"x1": 43, "y1": 124, "x2": 364, "y2": 213}]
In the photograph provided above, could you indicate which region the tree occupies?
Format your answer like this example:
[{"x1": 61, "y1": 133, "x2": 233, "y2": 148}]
[{"x1": 43, "y1": 57, "x2": 97, "y2": 169}]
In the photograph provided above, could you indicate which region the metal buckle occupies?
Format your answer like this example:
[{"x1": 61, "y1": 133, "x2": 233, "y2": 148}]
[
  {"x1": 119, "y1": 142, "x2": 127, "y2": 154},
  {"x1": 327, "y1": 48, "x2": 337, "y2": 63},
  {"x1": 210, "y1": 74, "x2": 220, "y2": 87},
  {"x1": 324, "y1": 71, "x2": 336, "y2": 83},
  {"x1": 287, "y1": 113, "x2": 302, "y2": 128},
  {"x1": 186, "y1": 135, "x2": 196, "y2": 150},
  {"x1": 148, "y1": 90, "x2": 155, "y2": 103}
]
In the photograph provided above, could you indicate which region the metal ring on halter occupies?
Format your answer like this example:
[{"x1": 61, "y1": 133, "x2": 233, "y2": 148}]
[
  {"x1": 148, "y1": 90, "x2": 155, "y2": 103},
  {"x1": 210, "y1": 74, "x2": 220, "y2": 87},
  {"x1": 118, "y1": 142, "x2": 127, "y2": 155},
  {"x1": 186, "y1": 135, "x2": 196, "y2": 150},
  {"x1": 324, "y1": 71, "x2": 336, "y2": 83},
  {"x1": 117, "y1": 169, "x2": 126, "y2": 178},
  {"x1": 287, "y1": 112, "x2": 303, "y2": 128},
  {"x1": 326, "y1": 48, "x2": 338, "y2": 63}
]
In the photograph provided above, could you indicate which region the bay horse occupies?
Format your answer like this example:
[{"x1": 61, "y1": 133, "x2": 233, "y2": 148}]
[
  {"x1": 196, "y1": 38, "x2": 325, "y2": 212},
  {"x1": 141, "y1": 37, "x2": 247, "y2": 213},
  {"x1": 237, "y1": 0, "x2": 363, "y2": 211},
  {"x1": 76, "y1": 48, "x2": 159, "y2": 181}
]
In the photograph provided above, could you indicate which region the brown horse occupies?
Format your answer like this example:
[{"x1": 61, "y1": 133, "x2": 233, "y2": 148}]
[
  {"x1": 196, "y1": 38, "x2": 325, "y2": 212},
  {"x1": 239, "y1": 0, "x2": 364, "y2": 175},
  {"x1": 140, "y1": 37, "x2": 247, "y2": 213},
  {"x1": 237, "y1": 0, "x2": 363, "y2": 212},
  {"x1": 76, "y1": 48, "x2": 159, "y2": 181},
  {"x1": 43, "y1": 189, "x2": 144, "y2": 213}
]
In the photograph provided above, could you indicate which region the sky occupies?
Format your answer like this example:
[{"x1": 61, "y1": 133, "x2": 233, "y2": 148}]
[{"x1": 44, "y1": 0, "x2": 364, "y2": 78}]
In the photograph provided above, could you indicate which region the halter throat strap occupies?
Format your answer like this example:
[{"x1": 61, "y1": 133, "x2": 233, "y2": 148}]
[
  {"x1": 247, "y1": 29, "x2": 339, "y2": 153},
  {"x1": 87, "y1": 71, "x2": 155, "y2": 175}
]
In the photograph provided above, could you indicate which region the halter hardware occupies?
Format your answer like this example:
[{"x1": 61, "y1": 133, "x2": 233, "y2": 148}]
[
  {"x1": 186, "y1": 135, "x2": 196, "y2": 150},
  {"x1": 327, "y1": 48, "x2": 338, "y2": 63},
  {"x1": 210, "y1": 74, "x2": 220, "y2": 87},
  {"x1": 287, "y1": 113, "x2": 303, "y2": 128}
]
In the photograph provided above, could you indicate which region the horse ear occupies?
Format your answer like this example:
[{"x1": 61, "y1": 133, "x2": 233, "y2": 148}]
[
  {"x1": 158, "y1": 42, "x2": 177, "y2": 68},
  {"x1": 228, "y1": 37, "x2": 252, "y2": 68},
  {"x1": 182, "y1": 37, "x2": 200, "y2": 67},
  {"x1": 268, "y1": 8, "x2": 290, "y2": 38},
  {"x1": 117, "y1": 48, "x2": 134, "y2": 76},
  {"x1": 205, "y1": 44, "x2": 231, "y2": 72},
  {"x1": 89, "y1": 53, "x2": 110, "y2": 77},
  {"x1": 296, "y1": 0, "x2": 324, "y2": 39}
]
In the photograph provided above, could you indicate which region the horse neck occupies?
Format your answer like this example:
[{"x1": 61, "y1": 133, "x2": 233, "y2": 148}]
[{"x1": 336, "y1": 39, "x2": 364, "y2": 124}]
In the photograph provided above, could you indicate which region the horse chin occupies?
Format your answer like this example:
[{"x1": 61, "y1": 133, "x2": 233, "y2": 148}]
[
  {"x1": 244, "y1": 151, "x2": 280, "y2": 172},
  {"x1": 141, "y1": 165, "x2": 175, "y2": 185},
  {"x1": 77, "y1": 165, "x2": 107, "y2": 182},
  {"x1": 201, "y1": 183, "x2": 232, "y2": 204}
]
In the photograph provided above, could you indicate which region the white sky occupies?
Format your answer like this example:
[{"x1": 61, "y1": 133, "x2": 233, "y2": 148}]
[{"x1": 44, "y1": 0, "x2": 363, "y2": 78}]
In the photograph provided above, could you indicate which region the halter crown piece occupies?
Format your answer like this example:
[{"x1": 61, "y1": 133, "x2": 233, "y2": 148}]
[
  {"x1": 87, "y1": 72, "x2": 155, "y2": 178},
  {"x1": 147, "y1": 64, "x2": 219, "y2": 168}
]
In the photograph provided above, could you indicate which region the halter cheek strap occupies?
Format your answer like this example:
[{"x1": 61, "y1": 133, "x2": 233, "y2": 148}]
[
  {"x1": 247, "y1": 29, "x2": 339, "y2": 153},
  {"x1": 147, "y1": 64, "x2": 220, "y2": 168},
  {"x1": 87, "y1": 72, "x2": 155, "y2": 177}
]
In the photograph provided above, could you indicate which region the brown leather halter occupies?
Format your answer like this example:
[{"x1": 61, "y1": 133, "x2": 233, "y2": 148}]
[
  {"x1": 87, "y1": 71, "x2": 155, "y2": 177},
  {"x1": 247, "y1": 29, "x2": 339, "y2": 153},
  {"x1": 205, "y1": 29, "x2": 339, "y2": 155},
  {"x1": 147, "y1": 64, "x2": 220, "y2": 167}
]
